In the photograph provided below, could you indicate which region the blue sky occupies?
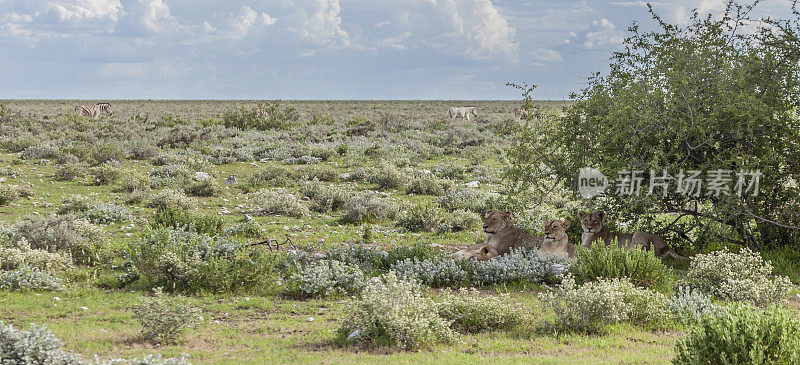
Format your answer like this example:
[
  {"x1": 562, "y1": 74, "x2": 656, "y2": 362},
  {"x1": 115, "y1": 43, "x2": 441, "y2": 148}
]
[{"x1": 0, "y1": 0, "x2": 793, "y2": 99}]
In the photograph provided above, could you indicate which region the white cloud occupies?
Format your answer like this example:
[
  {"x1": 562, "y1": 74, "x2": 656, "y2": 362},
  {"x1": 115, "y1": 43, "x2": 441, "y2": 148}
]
[
  {"x1": 286, "y1": 0, "x2": 350, "y2": 48},
  {"x1": 583, "y1": 18, "x2": 624, "y2": 49}
]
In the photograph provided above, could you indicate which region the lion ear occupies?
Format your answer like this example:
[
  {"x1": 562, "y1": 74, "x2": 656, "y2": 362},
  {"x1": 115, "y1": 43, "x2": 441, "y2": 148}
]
[
  {"x1": 485, "y1": 210, "x2": 492, "y2": 218},
  {"x1": 542, "y1": 218, "x2": 548, "y2": 227},
  {"x1": 481, "y1": 246, "x2": 490, "y2": 254},
  {"x1": 578, "y1": 210, "x2": 586, "y2": 218},
  {"x1": 504, "y1": 211, "x2": 511, "y2": 217},
  {"x1": 563, "y1": 220, "x2": 571, "y2": 229},
  {"x1": 597, "y1": 211, "x2": 605, "y2": 220}
]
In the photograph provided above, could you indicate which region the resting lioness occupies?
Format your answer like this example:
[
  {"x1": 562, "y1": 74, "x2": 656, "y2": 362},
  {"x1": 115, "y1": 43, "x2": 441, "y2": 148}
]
[
  {"x1": 450, "y1": 210, "x2": 543, "y2": 260},
  {"x1": 539, "y1": 219, "x2": 575, "y2": 260},
  {"x1": 578, "y1": 211, "x2": 633, "y2": 248},
  {"x1": 631, "y1": 231, "x2": 689, "y2": 260}
]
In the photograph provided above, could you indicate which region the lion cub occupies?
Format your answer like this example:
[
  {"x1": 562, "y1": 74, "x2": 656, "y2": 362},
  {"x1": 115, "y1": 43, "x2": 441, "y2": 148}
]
[
  {"x1": 539, "y1": 219, "x2": 575, "y2": 260},
  {"x1": 450, "y1": 210, "x2": 543, "y2": 261},
  {"x1": 578, "y1": 211, "x2": 633, "y2": 248}
]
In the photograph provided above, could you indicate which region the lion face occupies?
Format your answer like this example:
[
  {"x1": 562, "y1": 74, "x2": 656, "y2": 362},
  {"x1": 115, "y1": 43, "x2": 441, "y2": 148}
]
[
  {"x1": 543, "y1": 219, "x2": 570, "y2": 241},
  {"x1": 450, "y1": 243, "x2": 498, "y2": 261},
  {"x1": 578, "y1": 210, "x2": 604, "y2": 233},
  {"x1": 483, "y1": 210, "x2": 511, "y2": 234}
]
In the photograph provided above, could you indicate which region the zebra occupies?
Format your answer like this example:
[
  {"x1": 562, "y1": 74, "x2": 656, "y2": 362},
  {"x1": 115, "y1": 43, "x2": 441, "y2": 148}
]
[
  {"x1": 447, "y1": 106, "x2": 477, "y2": 121},
  {"x1": 74, "y1": 103, "x2": 111, "y2": 118},
  {"x1": 513, "y1": 107, "x2": 540, "y2": 121}
]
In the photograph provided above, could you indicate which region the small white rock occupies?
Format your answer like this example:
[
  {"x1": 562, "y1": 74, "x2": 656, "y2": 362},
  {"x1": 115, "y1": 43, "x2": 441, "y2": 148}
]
[{"x1": 307, "y1": 317, "x2": 314, "y2": 322}]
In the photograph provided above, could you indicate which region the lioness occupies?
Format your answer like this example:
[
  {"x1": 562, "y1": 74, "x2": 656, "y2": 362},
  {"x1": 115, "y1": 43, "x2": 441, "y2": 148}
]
[
  {"x1": 578, "y1": 211, "x2": 633, "y2": 248},
  {"x1": 449, "y1": 210, "x2": 542, "y2": 260},
  {"x1": 631, "y1": 231, "x2": 689, "y2": 261},
  {"x1": 450, "y1": 243, "x2": 498, "y2": 261},
  {"x1": 539, "y1": 219, "x2": 575, "y2": 260}
]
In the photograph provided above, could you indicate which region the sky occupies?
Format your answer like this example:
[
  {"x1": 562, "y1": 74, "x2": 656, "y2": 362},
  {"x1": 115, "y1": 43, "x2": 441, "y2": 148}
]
[{"x1": 0, "y1": 0, "x2": 794, "y2": 100}]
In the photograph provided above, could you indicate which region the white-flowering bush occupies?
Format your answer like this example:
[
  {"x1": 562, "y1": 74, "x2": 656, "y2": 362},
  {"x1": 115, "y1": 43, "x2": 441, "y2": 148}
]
[
  {"x1": 0, "y1": 322, "x2": 190, "y2": 365},
  {"x1": 0, "y1": 237, "x2": 72, "y2": 272},
  {"x1": 10, "y1": 214, "x2": 104, "y2": 265},
  {"x1": 437, "y1": 186, "x2": 491, "y2": 213},
  {"x1": 666, "y1": 286, "x2": 717, "y2": 325},
  {"x1": 539, "y1": 275, "x2": 666, "y2": 334},
  {"x1": 324, "y1": 245, "x2": 387, "y2": 272},
  {"x1": 468, "y1": 248, "x2": 567, "y2": 286},
  {"x1": 0, "y1": 265, "x2": 64, "y2": 291},
  {"x1": 133, "y1": 287, "x2": 201, "y2": 344},
  {"x1": 682, "y1": 248, "x2": 792, "y2": 306},
  {"x1": 252, "y1": 189, "x2": 309, "y2": 217},
  {"x1": 438, "y1": 289, "x2": 523, "y2": 333},
  {"x1": 286, "y1": 260, "x2": 366, "y2": 297},
  {"x1": 392, "y1": 257, "x2": 468, "y2": 287},
  {"x1": 147, "y1": 189, "x2": 197, "y2": 210},
  {"x1": 341, "y1": 192, "x2": 397, "y2": 224},
  {"x1": 337, "y1": 273, "x2": 454, "y2": 350},
  {"x1": 0, "y1": 322, "x2": 85, "y2": 364}
]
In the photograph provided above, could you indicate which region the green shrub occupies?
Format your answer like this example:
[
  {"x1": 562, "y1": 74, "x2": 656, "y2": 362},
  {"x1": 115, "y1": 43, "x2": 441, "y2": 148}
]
[
  {"x1": 147, "y1": 189, "x2": 197, "y2": 210},
  {"x1": 666, "y1": 286, "x2": 717, "y2": 325},
  {"x1": 407, "y1": 177, "x2": 452, "y2": 196},
  {"x1": 368, "y1": 163, "x2": 409, "y2": 190},
  {"x1": 437, "y1": 186, "x2": 491, "y2": 213},
  {"x1": 539, "y1": 275, "x2": 667, "y2": 334},
  {"x1": 222, "y1": 101, "x2": 299, "y2": 131},
  {"x1": 241, "y1": 166, "x2": 295, "y2": 192},
  {"x1": 184, "y1": 179, "x2": 220, "y2": 197},
  {"x1": 0, "y1": 322, "x2": 85, "y2": 364},
  {"x1": 55, "y1": 162, "x2": 88, "y2": 181},
  {"x1": 682, "y1": 248, "x2": 792, "y2": 306},
  {"x1": 397, "y1": 203, "x2": 448, "y2": 232},
  {"x1": 336, "y1": 273, "x2": 454, "y2": 350},
  {"x1": 285, "y1": 260, "x2": 366, "y2": 298},
  {"x1": 125, "y1": 228, "x2": 280, "y2": 293},
  {"x1": 674, "y1": 304, "x2": 800, "y2": 364},
  {"x1": 444, "y1": 209, "x2": 481, "y2": 232},
  {"x1": 89, "y1": 161, "x2": 123, "y2": 185},
  {"x1": 252, "y1": 189, "x2": 309, "y2": 217},
  {"x1": 299, "y1": 180, "x2": 347, "y2": 213},
  {"x1": 0, "y1": 237, "x2": 72, "y2": 272},
  {"x1": 58, "y1": 195, "x2": 132, "y2": 224},
  {"x1": 761, "y1": 246, "x2": 800, "y2": 284},
  {"x1": 341, "y1": 192, "x2": 397, "y2": 224},
  {"x1": 91, "y1": 144, "x2": 126, "y2": 165},
  {"x1": 438, "y1": 289, "x2": 523, "y2": 333},
  {"x1": 223, "y1": 218, "x2": 263, "y2": 238},
  {"x1": 133, "y1": 287, "x2": 201, "y2": 344},
  {"x1": 297, "y1": 165, "x2": 338, "y2": 182},
  {"x1": 0, "y1": 265, "x2": 64, "y2": 291},
  {"x1": 151, "y1": 207, "x2": 223, "y2": 236},
  {"x1": 0, "y1": 185, "x2": 17, "y2": 206},
  {"x1": 570, "y1": 240, "x2": 675, "y2": 291},
  {"x1": 10, "y1": 214, "x2": 103, "y2": 265}
]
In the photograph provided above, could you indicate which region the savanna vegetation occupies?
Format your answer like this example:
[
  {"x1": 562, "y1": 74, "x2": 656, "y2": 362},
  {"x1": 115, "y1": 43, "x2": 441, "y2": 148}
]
[{"x1": 2, "y1": 1, "x2": 800, "y2": 364}]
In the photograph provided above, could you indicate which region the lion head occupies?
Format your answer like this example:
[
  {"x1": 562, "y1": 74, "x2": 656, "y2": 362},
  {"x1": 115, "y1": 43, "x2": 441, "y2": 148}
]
[
  {"x1": 483, "y1": 210, "x2": 511, "y2": 234},
  {"x1": 450, "y1": 243, "x2": 498, "y2": 261},
  {"x1": 577, "y1": 210, "x2": 604, "y2": 234},
  {"x1": 543, "y1": 219, "x2": 570, "y2": 241}
]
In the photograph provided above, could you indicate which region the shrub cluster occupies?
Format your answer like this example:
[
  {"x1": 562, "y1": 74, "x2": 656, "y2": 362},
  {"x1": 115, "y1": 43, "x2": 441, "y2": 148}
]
[
  {"x1": 151, "y1": 207, "x2": 224, "y2": 236},
  {"x1": 147, "y1": 189, "x2": 197, "y2": 210},
  {"x1": 397, "y1": 204, "x2": 480, "y2": 233},
  {"x1": 58, "y1": 195, "x2": 132, "y2": 224},
  {"x1": 252, "y1": 189, "x2": 309, "y2": 217},
  {"x1": 682, "y1": 248, "x2": 792, "y2": 306},
  {"x1": 341, "y1": 192, "x2": 397, "y2": 223},
  {"x1": 133, "y1": 287, "x2": 201, "y2": 344},
  {"x1": 665, "y1": 286, "x2": 717, "y2": 325},
  {"x1": 285, "y1": 260, "x2": 366, "y2": 298},
  {"x1": 0, "y1": 265, "x2": 64, "y2": 291},
  {"x1": 0, "y1": 237, "x2": 72, "y2": 272},
  {"x1": 674, "y1": 304, "x2": 800, "y2": 364},
  {"x1": 299, "y1": 180, "x2": 347, "y2": 213},
  {"x1": 570, "y1": 241, "x2": 675, "y2": 291},
  {"x1": 438, "y1": 288, "x2": 523, "y2": 333},
  {"x1": 437, "y1": 186, "x2": 492, "y2": 213},
  {"x1": 10, "y1": 214, "x2": 104, "y2": 265},
  {"x1": 0, "y1": 185, "x2": 18, "y2": 206}
]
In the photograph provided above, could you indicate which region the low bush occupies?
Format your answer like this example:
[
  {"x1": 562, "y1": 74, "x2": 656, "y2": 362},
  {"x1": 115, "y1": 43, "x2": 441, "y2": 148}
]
[
  {"x1": 133, "y1": 287, "x2": 201, "y2": 344},
  {"x1": 438, "y1": 289, "x2": 523, "y2": 333},
  {"x1": 89, "y1": 161, "x2": 123, "y2": 185},
  {"x1": 240, "y1": 166, "x2": 295, "y2": 192},
  {"x1": 0, "y1": 185, "x2": 17, "y2": 206},
  {"x1": 297, "y1": 165, "x2": 338, "y2": 182},
  {"x1": 407, "y1": 177, "x2": 452, "y2": 196},
  {"x1": 223, "y1": 101, "x2": 299, "y2": 131},
  {"x1": 437, "y1": 186, "x2": 491, "y2": 213},
  {"x1": 125, "y1": 228, "x2": 280, "y2": 293},
  {"x1": 285, "y1": 260, "x2": 366, "y2": 298},
  {"x1": 252, "y1": 189, "x2": 309, "y2": 217},
  {"x1": 59, "y1": 195, "x2": 132, "y2": 224},
  {"x1": 674, "y1": 304, "x2": 800, "y2": 364},
  {"x1": 392, "y1": 257, "x2": 468, "y2": 287},
  {"x1": 570, "y1": 241, "x2": 675, "y2": 291},
  {"x1": 0, "y1": 265, "x2": 64, "y2": 291},
  {"x1": 682, "y1": 248, "x2": 792, "y2": 306},
  {"x1": 0, "y1": 322, "x2": 85, "y2": 364},
  {"x1": 368, "y1": 163, "x2": 410, "y2": 190},
  {"x1": 665, "y1": 286, "x2": 716, "y2": 325},
  {"x1": 55, "y1": 162, "x2": 88, "y2": 181},
  {"x1": 10, "y1": 214, "x2": 104, "y2": 265},
  {"x1": 539, "y1": 275, "x2": 667, "y2": 334},
  {"x1": 299, "y1": 180, "x2": 347, "y2": 213},
  {"x1": 341, "y1": 192, "x2": 397, "y2": 224},
  {"x1": 147, "y1": 189, "x2": 197, "y2": 210},
  {"x1": 0, "y1": 237, "x2": 72, "y2": 272},
  {"x1": 336, "y1": 273, "x2": 454, "y2": 350},
  {"x1": 223, "y1": 218, "x2": 263, "y2": 238},
  {"x1": 184, "y1": 179, "x2": 220, "y2": 197},
  {"x1": 151, "y1": 207, "x2": 224, "y2": 236},
  {"x1": 397, "y1": 203, "x2": 448, "y2": 232}
]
